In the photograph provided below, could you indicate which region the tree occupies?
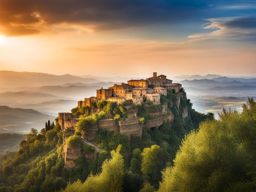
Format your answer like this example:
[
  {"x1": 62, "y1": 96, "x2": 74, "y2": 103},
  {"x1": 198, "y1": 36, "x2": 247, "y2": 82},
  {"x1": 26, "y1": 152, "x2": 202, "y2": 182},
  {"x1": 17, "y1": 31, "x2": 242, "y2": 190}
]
[
  {"x1": 64, "y1": 145, "x2": 125, "y2": 192},
  {"x1": 129, "y1": 148, "x2": 141, "y2": 174},
  {"x1": 158, "y1": 99, "x2": 256, "y2": 192},
  {"x1": 141, "y1": 145, "x2": 166, "y2": 186},
  {"x1": 157, "y1": 167, "x2": 172, "y2": 192},
  {"x1": 139, "y1": 182, "x2": 155, "y2": 192},
  {"x1": 75, "y1": 115, "x2": 97, "y2": 138}
]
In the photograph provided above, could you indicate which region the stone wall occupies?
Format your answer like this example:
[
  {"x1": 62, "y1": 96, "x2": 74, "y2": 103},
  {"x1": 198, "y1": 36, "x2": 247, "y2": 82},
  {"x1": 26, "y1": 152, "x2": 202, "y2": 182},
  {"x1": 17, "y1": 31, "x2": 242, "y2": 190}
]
[
  {"x1": 119, "y1": 116, "x2": 142, "y2": 138},
  {"x1": 57, "y1": 113, "x2": 77, "y2": 130},
  {"x1": 98, "y1": 119, "x2": 118, "y2": 133},
  {"x1": 128, "y1": 80, "x2": 148, "y2": 88},
  {"x1": 119, "y1": 107, "x2": 142, "y2": 137},
  {"x1": 85, "y1": 125, "x2": 98, "y2": 142},
  {"x1": 63, "y1": 139, "x2": 98, "y2": 169},
  {"x1": 63, "y1": 143, "x2": 81, "y2": 169},
  {"x1": 145, "y1": 115, "x2": 164, "y2": 129},
  {"x1": 144, "y1": 104, "x2": 174, "y2": 129},
  {"x1": 96, "y1": 88, "x2": 113, "y2": 100}
]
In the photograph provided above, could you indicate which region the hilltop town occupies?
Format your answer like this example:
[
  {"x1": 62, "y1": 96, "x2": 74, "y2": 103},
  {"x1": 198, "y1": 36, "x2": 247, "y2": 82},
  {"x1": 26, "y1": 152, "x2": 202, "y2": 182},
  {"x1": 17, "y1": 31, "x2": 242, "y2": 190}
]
[
  {"x1": 0, "y1": 72, "x2": 213, "y2": 192},
  {"x1": 56, "y1": 72, "x2": 192, "y2": 168},
  {"x1": 58, "y1": 72, "x2": 183, "y2": 136}
]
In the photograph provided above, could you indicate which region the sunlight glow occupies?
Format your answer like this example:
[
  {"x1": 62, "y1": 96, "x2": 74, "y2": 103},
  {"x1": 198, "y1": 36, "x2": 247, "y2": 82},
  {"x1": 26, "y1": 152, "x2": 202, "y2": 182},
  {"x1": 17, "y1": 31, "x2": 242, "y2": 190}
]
[{"x1": 0, "y1": 34, "x2": 6, "y2": 44}]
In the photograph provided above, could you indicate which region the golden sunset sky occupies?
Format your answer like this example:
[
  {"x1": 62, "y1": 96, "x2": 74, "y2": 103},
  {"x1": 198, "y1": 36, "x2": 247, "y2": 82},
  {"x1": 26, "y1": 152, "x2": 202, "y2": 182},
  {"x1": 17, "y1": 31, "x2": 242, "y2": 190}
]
[{"x1": 0, "y1": 0, "x2": 255, "y2": 77}]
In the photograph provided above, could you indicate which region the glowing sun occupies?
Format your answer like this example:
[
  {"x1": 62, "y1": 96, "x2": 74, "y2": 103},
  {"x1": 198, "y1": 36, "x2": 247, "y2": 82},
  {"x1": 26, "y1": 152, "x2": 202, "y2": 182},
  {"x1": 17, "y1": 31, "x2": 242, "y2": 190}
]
[{"x1": 0, "y1": 34, "x2": 6, "y2": 44}]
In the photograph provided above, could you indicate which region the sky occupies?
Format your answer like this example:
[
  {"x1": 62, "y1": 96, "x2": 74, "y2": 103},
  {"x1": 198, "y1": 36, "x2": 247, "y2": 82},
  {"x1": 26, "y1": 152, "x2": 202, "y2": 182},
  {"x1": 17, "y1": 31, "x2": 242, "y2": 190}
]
[{"x1": 0, "y1": 0, "x2": 255, "y2": 77}]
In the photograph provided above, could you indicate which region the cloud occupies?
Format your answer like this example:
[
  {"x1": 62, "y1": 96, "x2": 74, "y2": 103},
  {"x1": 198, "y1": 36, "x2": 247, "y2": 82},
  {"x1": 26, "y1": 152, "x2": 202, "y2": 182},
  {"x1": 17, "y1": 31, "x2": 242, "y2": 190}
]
[
  {"x1": 188, "y1": 17, "x2": 256, "y2": 41},
  {"x1": 0, "y1": 0, "x2": 211, "y2": 36},
  {"x1": 218, "y1": 3, "x2": 256, "y2": 10},
  {"x1": 225, "y1": 17, "x2": 256, "y2": 29}
]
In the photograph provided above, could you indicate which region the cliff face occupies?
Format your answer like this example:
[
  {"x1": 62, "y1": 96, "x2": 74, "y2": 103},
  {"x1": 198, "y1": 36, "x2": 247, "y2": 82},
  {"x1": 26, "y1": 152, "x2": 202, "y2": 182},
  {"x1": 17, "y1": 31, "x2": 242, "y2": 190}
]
[
  {"x1": 144, "y1": 104, "x2": 173, "y2": 130},
  {"x1": 98, "y1": 119, "x2": 117, "y2": 132},
  {"x1": 63, "y1": 89, "x2": 196, "y2": 168},
  {"x1": 64, "y1": 143, "x2": 81, "y2": 169},
  {"x1": 119, "y1": 108, "x2": 141, "y2": 137}
]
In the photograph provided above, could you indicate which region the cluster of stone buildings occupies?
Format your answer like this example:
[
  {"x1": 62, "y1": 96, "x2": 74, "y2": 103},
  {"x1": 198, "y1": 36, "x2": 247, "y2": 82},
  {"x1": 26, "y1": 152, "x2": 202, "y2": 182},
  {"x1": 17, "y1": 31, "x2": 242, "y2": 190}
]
[
  {"x1": 57, "y1": 73, "x2": 182, "y2": 136},
  {"x1": 79, "y1": 72, "x2": 182, "y2": 108},
  {"x1": 59, "y1": 73, "x2": 187, "y2": 168}
]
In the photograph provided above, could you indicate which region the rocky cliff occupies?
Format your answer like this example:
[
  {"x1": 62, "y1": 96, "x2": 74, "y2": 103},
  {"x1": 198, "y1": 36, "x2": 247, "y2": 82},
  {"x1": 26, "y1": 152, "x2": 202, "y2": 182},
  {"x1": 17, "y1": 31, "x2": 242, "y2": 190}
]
[{"x1": 62, "y1": 89, "x2": 197, "y2": 168}]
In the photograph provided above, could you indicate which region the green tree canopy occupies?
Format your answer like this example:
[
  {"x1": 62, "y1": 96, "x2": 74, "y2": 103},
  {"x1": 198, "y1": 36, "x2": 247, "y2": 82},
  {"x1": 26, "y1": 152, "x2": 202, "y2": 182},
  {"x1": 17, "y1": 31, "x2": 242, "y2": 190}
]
[
  {"x1": 158, "y1": 98, "x2": 256, "y2": 192},
  {"x1": 141, "y1": 145, "x2": 167, "y2": 187},
  {"x1": 64, "y1": 145, "x2": 125, "y2": 192}
]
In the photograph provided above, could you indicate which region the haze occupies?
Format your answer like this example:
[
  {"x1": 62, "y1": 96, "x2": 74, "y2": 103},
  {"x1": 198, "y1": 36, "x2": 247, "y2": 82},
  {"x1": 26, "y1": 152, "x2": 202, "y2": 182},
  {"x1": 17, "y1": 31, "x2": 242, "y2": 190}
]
[{"x1": 0, "y1": 0, "x2": 255, "y2": 77}]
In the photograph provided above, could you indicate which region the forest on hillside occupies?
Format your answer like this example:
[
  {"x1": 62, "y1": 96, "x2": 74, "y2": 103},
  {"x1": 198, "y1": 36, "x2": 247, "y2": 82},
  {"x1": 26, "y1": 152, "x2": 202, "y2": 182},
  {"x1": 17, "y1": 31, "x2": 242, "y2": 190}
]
[{"x1": 1, "y1": 98, "x2": 256, "y2": 192}]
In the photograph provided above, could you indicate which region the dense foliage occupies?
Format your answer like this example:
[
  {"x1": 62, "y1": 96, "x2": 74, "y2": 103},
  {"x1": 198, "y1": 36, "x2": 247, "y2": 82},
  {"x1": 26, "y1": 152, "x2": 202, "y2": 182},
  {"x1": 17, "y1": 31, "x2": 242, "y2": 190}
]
[
  {"x1": 64, "y1": 145, "x2": 124, "y2": 192},
  {"x1": 0, "y1": 126, "x2": 64, "y2": 192},
  {"x1": 158, "y1": 98, "x2": 256, "y2": 192},
  {"x1": 0, "y1": 90, "x2": 211, "y2": 192}
]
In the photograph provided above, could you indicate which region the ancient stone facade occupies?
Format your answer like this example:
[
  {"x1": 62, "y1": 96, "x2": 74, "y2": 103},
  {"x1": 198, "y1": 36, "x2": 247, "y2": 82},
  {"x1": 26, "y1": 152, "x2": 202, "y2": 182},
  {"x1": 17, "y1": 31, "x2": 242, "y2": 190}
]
[
  {"x1": 96, "y1": 88, "x2": 113, "y2": 100},
  {"x1": 63, "y1": 143, "x2": 81, "y2": 169},
  {"x1": 58, "y1": 72, "x2": 186, "y2": 140},
  {"x1": 168, "y1": 83, "x2": 182, "y2": 93},
  {"x1": 128, "y1": 79, "x2": 148, "y2": 88},
  {"x1": 58, "y1": 113, "x2": 77, "y2": 130},
  {"x1": 145, "y1": 93, "x2": 161, "y2": 105},
  {"x1": 119, "y1": 108, "x2": 142, "y2": 138},
  {"x1": 146, "y1": 73, "x2": 173, "y2": 88},
  {"x1": 78, "y1": 97, "x2": 97, "y2": 108},
  {"x1": 98, "y1": 119, "x2": 118, "y2": 133},
  {"x1": 60, "y1": 73, "x2": 191, "y2": 169},
  {"x1": 154, "y1": 87, "x2": 168, "y2": 96},
  {"x1": 110, "y1": 83, "x2": 132, "y2": 97},
  {"x1": 93, "y1": 72, "x2": 183, "y2": 106}
]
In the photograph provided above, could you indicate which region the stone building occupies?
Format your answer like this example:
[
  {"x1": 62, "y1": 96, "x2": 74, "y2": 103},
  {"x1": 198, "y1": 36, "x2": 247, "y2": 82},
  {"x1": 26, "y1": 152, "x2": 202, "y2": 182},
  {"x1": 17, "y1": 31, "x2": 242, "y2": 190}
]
[
  {"x1": 132, "y1": 88, "x2": 153, "y2": 97},
  {"x1": 97, "y1": 88, "x2": 113, "y2": 100},
  {"x1": 78, "y1": 97, "x2": 97, "y2": 108},
  {"x1": 145, "y1": 93, "x2": 161, "y2": 105},
  {"x1": 154, "y1": 87, "x2": 168, "y2": 96},
  {"x1": 61, "y1": 72, "x2": 184, "y2": 138},
  {"x1": 58, "y1": 113, "x2": 77, "y2": 130},
  {"x1": 107, "y1": 97, "x2": 126, "y2": 104},
  {"x1": 146, "y1": 72, "x2": 173, "y2": 87},
  {"x1": 110, "y1": 83, "x2": 132, "y2": 97},
  {"x1": 95, "y1": 72, "x2": 181, "y2": 105},
  {"x1": 128, "y1": 79, "x2": 148, "y2": 88},
  {"x1": 168, "y1": 83, "x2": 182, "y2": 93}
]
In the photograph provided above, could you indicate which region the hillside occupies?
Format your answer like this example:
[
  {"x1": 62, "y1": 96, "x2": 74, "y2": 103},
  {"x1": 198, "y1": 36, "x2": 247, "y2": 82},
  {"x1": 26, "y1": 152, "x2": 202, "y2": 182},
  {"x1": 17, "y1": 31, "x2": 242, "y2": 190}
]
[
  {"x1": 181, "y1": 76, "x2": 256, "y2": 116},
  {"x1": 182, "y1": 77, "x2": 256, "y2": 90},
  {"x1": 0, "y1": 91, "x2": 59, "y2": 106},
  {"x1": 0, "y1": 73, "x2": 114, "y2": 115},
  {"x1": 0, "y1": 106, "x2": 52, "y2": 133},
  {"x1": 0, "y1": 87, "x2": 212, "y2": 192},
  {"x1": 0, "y1": 71, "x2": 99, "y2": 90},
  {"x1": 31, "y1": 82, "x2": 114, "y2": 99},
  {"x1": 0, "y1": 133, "x2": 25, "y2": 156}
]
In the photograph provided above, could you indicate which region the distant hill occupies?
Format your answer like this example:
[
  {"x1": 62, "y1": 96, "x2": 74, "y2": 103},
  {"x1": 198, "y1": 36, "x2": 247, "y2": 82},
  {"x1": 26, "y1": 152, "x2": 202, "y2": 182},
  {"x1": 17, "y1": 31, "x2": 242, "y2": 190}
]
[
  {"x1": 0, "y1": 82, "x2": 114, "y2": 114},
  {"x1": 0, "y1": 133, "x2": 25, "y2": 156},
  {"x1": 182, "y1": 77, "x2": 256, "y2": 90},
  {"x1": 0, "y1": 91, "x2": 59, "y2": 106},
  {"x1": 0, "y1": 106, "x2": 53, "y2": 133},
  {"x1": 0, "y1": 71, "x2": 99, "y2": 90},
  {"x1": 28, "y1": 99, "x2": 77, "y2": 115},
  {"x1": 32, "y1": 82, "x2": 114, "y2": 99},
  {"x1": 180, "y1": 76, "x2": 256, "y2": 117},
  {"x1": 175, "y1": 74, "x2": 222, "y2": 81}
]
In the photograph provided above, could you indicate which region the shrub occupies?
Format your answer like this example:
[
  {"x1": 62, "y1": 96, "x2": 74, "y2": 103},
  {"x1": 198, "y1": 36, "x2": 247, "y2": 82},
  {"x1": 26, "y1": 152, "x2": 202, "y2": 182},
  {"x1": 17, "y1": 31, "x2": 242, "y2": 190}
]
[{"x1": 66, "y1": 135, "x2": 82, "y2": 148}]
